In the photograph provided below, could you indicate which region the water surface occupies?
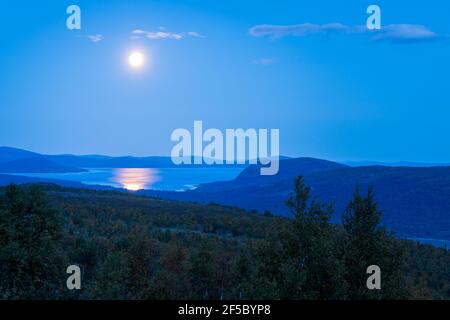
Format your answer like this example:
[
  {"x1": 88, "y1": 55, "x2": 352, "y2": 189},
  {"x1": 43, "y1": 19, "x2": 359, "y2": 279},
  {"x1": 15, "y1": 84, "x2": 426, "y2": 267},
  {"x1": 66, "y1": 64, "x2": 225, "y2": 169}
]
[{"x1": 15, "y1": 167, "x2": 243, "y2": 191}]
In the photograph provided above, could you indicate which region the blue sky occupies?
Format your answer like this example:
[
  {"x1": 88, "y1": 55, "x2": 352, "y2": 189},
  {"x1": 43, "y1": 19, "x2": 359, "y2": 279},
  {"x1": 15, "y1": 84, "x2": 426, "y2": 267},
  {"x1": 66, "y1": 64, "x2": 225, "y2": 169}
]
[{"x1": 0, "y1": 0, "x2": 449, "y2": 162}]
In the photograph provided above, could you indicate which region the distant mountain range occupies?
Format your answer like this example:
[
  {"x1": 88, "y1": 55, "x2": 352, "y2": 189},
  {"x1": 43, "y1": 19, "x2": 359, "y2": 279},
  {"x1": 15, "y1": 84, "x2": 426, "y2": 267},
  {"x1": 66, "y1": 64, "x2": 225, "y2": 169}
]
[
  {"x1": 142, "y1": 157, "x2": 450, "y2": 241},
  {"x1": 0, "y1": 157, "x2": 84, "y2": 173},
  {"x1": 0, "y1": 146, "x2": 246, "y2": 173},
  {"x1": 1, "y1": 146, "x2": 445, "y2": 173},
  {"x1": 343, "y1": 160, "x2": 450, "y2": 167}
]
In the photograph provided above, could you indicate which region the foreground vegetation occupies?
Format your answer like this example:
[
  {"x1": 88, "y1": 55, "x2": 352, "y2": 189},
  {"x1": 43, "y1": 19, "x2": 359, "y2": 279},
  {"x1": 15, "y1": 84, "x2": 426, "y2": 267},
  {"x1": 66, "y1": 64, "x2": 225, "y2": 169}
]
[{"x1": 0, "y1": 179, "x2": 449, "y2": 299}]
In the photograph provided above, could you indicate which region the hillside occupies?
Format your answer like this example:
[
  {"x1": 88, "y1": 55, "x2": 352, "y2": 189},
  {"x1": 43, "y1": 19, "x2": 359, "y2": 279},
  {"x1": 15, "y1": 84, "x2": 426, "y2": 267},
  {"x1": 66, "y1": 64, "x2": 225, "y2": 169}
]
[
  {"x1": 0, "y1": 147, "x2": 85, "y2": 173},
  {"x1": 0, "y1": 146, "x2": 40, "y2": 162},
  {"x1": 0, "y1": 157, "x2": 85, "y2": 173},
  {"x1": 0, "y1": 184, "x2": 448, "y2": 299},
  {"x1": 143, "y1": 158, "x2": 450, "y2": 240},
  {"x1": 2, "y1": 147, "x2": 450, "y2": 241}
]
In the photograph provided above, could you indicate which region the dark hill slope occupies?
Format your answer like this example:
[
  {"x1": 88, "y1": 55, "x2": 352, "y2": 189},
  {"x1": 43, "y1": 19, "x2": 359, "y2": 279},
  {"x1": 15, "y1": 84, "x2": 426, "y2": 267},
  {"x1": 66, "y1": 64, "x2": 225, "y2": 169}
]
[{"x1": 143, "y1": 159, "x2": 450, "y2": 240}]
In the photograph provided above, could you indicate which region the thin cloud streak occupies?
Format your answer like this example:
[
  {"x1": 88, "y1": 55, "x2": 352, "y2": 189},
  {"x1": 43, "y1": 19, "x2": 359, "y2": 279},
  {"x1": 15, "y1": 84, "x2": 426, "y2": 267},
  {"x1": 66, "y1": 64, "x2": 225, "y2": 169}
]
[
  {"x1": 77, "y1": 34, "x2": 104, "y2": 42},
  {"x1": 131, "y1": 28, "x2": 205, "y2": 40},
  {"x1": 249, "y1": 23, "x2": 441, "y2": 43},
  {"x1": 88, "y1": 34, "x2": 104, "y2": 42}
]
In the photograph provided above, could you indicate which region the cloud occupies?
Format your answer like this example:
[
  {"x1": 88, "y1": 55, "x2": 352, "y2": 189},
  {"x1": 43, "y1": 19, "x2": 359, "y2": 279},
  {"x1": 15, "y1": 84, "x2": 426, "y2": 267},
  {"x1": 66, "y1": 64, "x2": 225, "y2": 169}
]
[
  {"x1": 371, "y1": 24, "x2": 438, "y2": 42},
  {"x1": 253, "y1": 58, "x2": 277, "y2": 65},
  {"x1": 87, "y1": 34, "x2": 104, "y2": 42},
  {"x1": 187, "y1": 31, "x2": 205, "y2": 38},
  {"x1": 77, "y1": 34, "x2": 104, "y2": 42},
  {"x1": 131, "y1": 29, "x2": 204, "y2": 40},
  {"x1": 249, "y1": 23, "x2": 441, "y2": 43},
  {"x1": 249, "y1": 23, "x2": 351, "y2": 38}
]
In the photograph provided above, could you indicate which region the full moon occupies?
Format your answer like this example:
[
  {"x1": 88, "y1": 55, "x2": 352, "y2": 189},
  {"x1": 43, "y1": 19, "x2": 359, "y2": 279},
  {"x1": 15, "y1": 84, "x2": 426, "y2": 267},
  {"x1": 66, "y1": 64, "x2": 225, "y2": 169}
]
[{"x1": 128, "y1": 51, "x2": 145, "y2": 68}]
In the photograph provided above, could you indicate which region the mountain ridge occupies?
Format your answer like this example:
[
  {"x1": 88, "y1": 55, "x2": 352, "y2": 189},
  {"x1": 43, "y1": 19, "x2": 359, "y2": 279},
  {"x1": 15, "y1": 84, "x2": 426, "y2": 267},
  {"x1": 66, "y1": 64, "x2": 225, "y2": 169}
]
[
  {"x1": 0, "y1": 146, "x2": 248, "y2": 171},
  {"x1": 142, "y1": 157, "x2": 450, "y2": 241}
]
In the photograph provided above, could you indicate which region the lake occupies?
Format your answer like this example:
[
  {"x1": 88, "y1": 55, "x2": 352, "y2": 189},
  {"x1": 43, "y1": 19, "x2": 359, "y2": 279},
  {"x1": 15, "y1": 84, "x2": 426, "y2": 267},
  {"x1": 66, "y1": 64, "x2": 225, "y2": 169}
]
[{"x1": 15, "y1": 167, "x2": 244, "y2": 191}]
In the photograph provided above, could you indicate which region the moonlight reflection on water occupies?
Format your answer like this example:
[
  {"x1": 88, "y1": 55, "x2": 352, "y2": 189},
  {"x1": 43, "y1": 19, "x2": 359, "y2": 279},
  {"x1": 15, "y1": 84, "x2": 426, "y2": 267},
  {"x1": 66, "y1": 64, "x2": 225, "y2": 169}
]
[
  {"x1": 112, "y1": 168, "x2": 160, "y2": 191},
  {"x1": 13, "y1": 167, "x2": 243, "y2": 191}
]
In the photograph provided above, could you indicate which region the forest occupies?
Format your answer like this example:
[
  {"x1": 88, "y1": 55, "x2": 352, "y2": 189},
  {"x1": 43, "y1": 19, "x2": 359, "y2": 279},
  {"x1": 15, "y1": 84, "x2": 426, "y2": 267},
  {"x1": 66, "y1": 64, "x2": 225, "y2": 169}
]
[{"x1": 0, "y1": 178, "x2": 449, "y2": 300}]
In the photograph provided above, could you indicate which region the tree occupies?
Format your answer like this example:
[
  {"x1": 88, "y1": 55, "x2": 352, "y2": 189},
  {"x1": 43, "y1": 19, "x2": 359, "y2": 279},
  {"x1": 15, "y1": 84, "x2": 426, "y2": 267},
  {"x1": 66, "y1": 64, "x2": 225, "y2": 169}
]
[
  {"x1": 249, "y1": 177, "x2": 346, "y2": 299},
  {"x1": 152, "y1": 240, "x2": 190, "y2": 299},
  {"x1": 189, "y1": 242, "x2": 215, "y2": 299},
  {"x1": 123, "y1": 226, "x2": 158, "y2": 299},
  {"x1": 284, "y1": 177, "x2": 346, "y2": 299},
  {"x1": 342, "y1": 186, "x2": 406, "y2": 299},
  {"x1": 0, "y1": 184, "x2": 65, "y2": 299}
]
